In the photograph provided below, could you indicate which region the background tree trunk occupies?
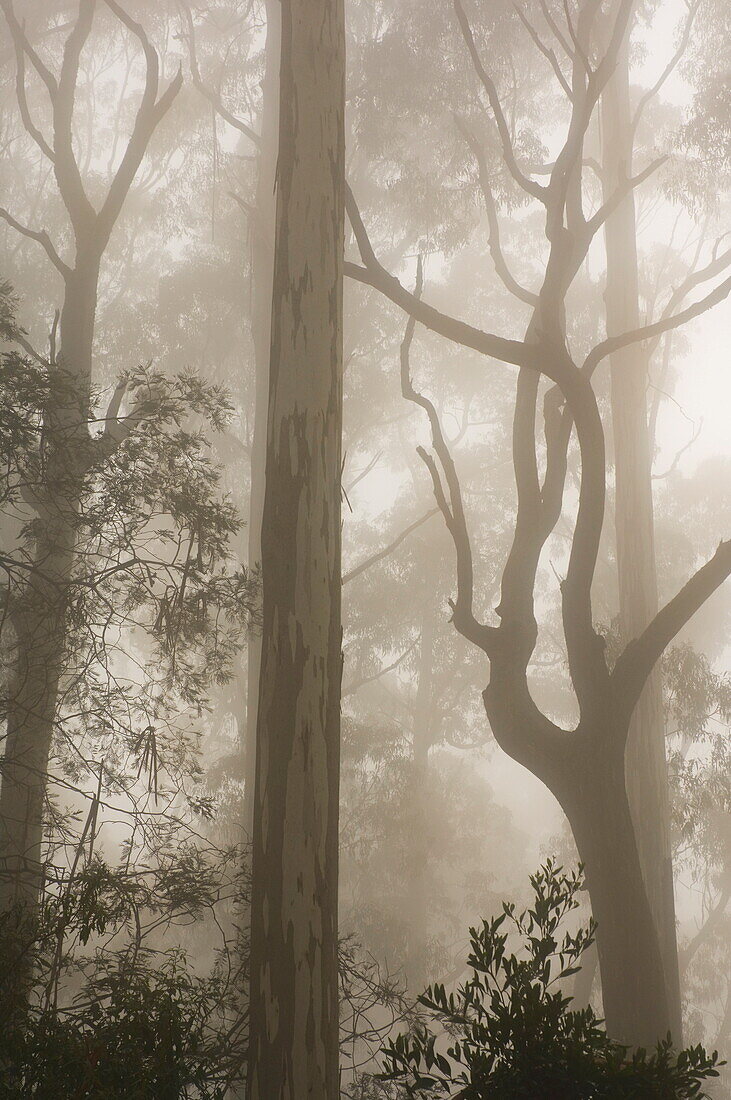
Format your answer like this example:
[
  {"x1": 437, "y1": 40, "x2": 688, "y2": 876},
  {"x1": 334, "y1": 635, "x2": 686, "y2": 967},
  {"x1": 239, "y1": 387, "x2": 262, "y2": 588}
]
[
  {"x1": 405, "y1": 600, "x2": 435, "y2": 992},
  {"x1": 243, "y1": 0, "x2": 280, "y2": 836},
  {"x1": 0, "y1": 239, "x2": 100, "y2": 1002},
  {"x1": 600, "y1": 35, "x2": 682, "y2": 1040},
  {"x1": 245, "y1": 0, "x2": 345, "y2": 1092}
]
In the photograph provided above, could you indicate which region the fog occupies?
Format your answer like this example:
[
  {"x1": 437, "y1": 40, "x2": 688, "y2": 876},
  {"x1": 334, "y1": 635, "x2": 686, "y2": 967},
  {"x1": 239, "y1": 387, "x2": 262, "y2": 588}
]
[{"x1": 0, "y1": 1, "x2": 729, "y2": 1097}]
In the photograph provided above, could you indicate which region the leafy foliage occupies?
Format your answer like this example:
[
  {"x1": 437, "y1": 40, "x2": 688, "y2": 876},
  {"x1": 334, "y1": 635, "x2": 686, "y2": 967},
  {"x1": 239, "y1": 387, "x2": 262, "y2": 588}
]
[{"x1": 380, "y1": 863, "x2": 723, "y2": 1098}]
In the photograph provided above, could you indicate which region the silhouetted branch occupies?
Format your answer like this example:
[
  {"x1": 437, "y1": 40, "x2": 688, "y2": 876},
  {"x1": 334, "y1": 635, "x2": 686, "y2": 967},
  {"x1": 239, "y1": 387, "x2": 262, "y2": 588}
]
[
  {"x1": 400, "y1": 259, "x2": 496, "y2": 652},
  {"x1": 631, "y1": 0, "x2": 700, "y2": 142},
  {"x1": 612, "y1": 540, "x2": 731, "y2": 727},
  {"x1": 345, "y1": 186, "x2": 534, "y2": 372},
  {"x1": 342, "y1": 508, "x2": 439, "y2": 585},
  {"x1": 454, "y1": 117, "x2": 538, "y2": 306},
  {"x1": 586, "y1": 155, "x2": 668, "y2": 235},
  {"x1": 53, "y1": 0, "x2": 97, "y2": 234},
  {"x1": 8, "y1": 32, "x2": 55, "y2": 161},
  {"x1": 514, "y1": 4, "x2": 573, "y2": 98},
  {"x1": 179, "y1": 0, "x2": 260, "y2": 146},
  {"x1": 97, "y1": 0, "x2": 183, "y2": 250},
  {"x1": 0, "y1": 206, "x2": 70, "y2": 277},
  {"x1": 0, "y1": 0, "x2": 58, "y2": 96},
  {"x1": 454, "y1": 0, "x2": 548, "y2": 202},
  {"x1": 680, "y1": 885, "x2": 731, "y2": 974},
  {"x1": 583, "y1": 273, "x2": 731, "y2": 377}
]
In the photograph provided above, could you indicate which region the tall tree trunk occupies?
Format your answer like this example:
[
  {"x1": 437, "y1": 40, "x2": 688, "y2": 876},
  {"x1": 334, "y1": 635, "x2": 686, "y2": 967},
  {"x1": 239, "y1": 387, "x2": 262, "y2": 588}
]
[
  {"x1": 484, "y1": 657, "x2": 677, "y2": 1047},
  {"x1": 563, "y1": 735, "x2": 672, "y2": 1048},
  {"x1": 600, "y1": 35, "x2": 682, "y2": 1039},
  {"x1": 243, "y1": 0, "x2": 280, "y2": 836},
  {"x1": 0, "y1": 0, "x2": 180, "y2": 1012},
  {"x1": 0, "y1": 242, "x2": 100, "y2": 1005},
  {"x1": 405, "y1": 600, "x2": 434, "y2": 993},
  {"x1": 245, "y1": 0, "x2": 345, "y2": 1092}
]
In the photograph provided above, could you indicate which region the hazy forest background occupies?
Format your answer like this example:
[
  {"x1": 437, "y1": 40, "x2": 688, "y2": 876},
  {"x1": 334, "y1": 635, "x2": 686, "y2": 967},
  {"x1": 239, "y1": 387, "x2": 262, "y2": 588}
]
[{"x1": 0, "y1": 0, "x2": 730, "y2": 1096}]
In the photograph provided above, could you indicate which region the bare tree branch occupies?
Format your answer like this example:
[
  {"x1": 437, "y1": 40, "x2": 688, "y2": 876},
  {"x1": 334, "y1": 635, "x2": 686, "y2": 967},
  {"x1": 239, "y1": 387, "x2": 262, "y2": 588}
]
[
  {"x1": 8, "y1": 30, "x2": 55, "y2": 161},
  {"x1": 399, "y1": 258, "x2": 497, "y2": 652},
  {"x1": 631, "y1": 0, "x2": 700, "y2": 142},
  {"x1": 0, "y1": 206, "x2": 70, "y2": 277},
  {"x1": 342, "y1": 508, "x2": 439, "y2": 585},
  {"x1": 612, "y1": 540, "x2": 731, "y2": 727},
  {"x1": 538, "y1": 0, "x2": 575, "y2": 61},
  {"x1": 342, "y1": 641, "x2": 418, "y2": 698},
  {"x1": 586, "y1": 155, "x2": 667, "y2": 236},
  {"x1": 454, "y1": 0, "x2": 548, "y2": 202},
  {"x1": 454, "y1": 117, "x2": 538, "y2": 306},
  {"x1": 583, "y1": 273, "x2": 731, "y2": 377},
  {"x1": 514, "y1": 4, "x2": 573, "y2": 98},
  {"x1": 345, "y1": 185, "x2": 535, "y2": 372},
  {"x1": 0, "y1": 0, "x2": 58, "y2": 96},
  {"x1": 96, "y1": 0, "x2": 183, "y2": 251},
  {"x1": 178, "y1": 0, "x2": 260, "y2": 147},
  {"x1": 52, "y1": 0, "x2": 97, "y2": 235}
]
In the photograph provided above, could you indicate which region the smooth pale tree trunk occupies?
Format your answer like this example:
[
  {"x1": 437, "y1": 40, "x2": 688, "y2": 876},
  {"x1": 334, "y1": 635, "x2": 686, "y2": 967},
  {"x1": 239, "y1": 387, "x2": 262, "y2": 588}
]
[
  {"x1": 405, "y1": 600, "x2": 435, "y2": 992},
  {"x1": 245, "y1": 0, "x2": 345, "y2": 1092},
  {"x1": 244, "y1": 0, "x2": 280, "y2": 836},
  {"x1": 600, "y1": 37, "x2": 682, "y2": 1039}
]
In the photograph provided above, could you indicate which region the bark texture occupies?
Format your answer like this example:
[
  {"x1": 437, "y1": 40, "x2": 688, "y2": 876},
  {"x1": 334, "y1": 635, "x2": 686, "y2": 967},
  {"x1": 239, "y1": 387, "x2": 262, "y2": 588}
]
[
  {"x1": 600, "y1": 36, "x2": 682, "y2": 1038},
  {"x1": 245, "y1": 0, "x2": 345, "y2": 1093}
]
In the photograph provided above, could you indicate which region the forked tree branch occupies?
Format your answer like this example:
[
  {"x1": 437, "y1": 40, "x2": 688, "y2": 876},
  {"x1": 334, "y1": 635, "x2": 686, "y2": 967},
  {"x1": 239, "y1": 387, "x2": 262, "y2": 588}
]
[
  {"x1": 178, "y1": 0, "x2": 260, "y2": 147},
  {"x1": 514, "y1": 4, "x2": 573, "y2": 99},
  {"x1": 612, "y1": 540, "x2": 731, "y2": 727},
  {"x1": 0, "y1": 206, "x2": 70, "y2": 278},
  {"x1": 584, "y1": 273, "x2": 731, "y2": 377},
  {"x1": 97, "y1": 0, "x2": 183, "y2": 251},
  {"x1": 10, "y1": 36, "x2": 55, "y2": 161},
  {"x1": 454, "y1": 0, "x2": 548, "y2": 203},
  {"x1": 630, "y1": 0, "x2": 700, "y2": 142},
  {"x1": 400, "y1": 258, "x2": 497, "y2": 652},
  {"x1": 52, "y1": 0, "x2": 97, "y2": 235},
  {"x1": 454, "y1": 117, "x2": 538, "y2": 307},
  {"x1": 345, "y1": 185, "x2": 536, "y2": 373},
  {"x1": 0, "y1": 0, "x2": 58, "y2": 95}
]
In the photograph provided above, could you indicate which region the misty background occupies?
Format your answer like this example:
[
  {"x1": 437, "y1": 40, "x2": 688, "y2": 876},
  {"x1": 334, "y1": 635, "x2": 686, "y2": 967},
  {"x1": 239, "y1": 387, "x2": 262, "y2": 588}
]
[{"x1": 0, "y1": 0, "x2": 729, "y2": 1096}]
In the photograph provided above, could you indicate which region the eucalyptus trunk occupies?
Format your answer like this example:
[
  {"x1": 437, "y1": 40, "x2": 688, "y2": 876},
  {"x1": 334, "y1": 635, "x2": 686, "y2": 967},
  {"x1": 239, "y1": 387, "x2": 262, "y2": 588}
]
[
  {"x1": 600, "y1": 37, "x2": 681, "y2": 1039},
  {"x1": 245, "y1": 0, "x2": 345, "y2": 1092}
]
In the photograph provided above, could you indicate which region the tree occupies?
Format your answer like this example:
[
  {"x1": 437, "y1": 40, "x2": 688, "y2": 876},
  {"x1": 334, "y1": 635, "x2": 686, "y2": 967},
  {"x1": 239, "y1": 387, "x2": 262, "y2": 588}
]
[
  {"x1": 599, "y1": 8, "x2": 689, "y2": 1036},
  {"x1": 345, "y1": 0, "x2": 731, "y2": 1047},
  {"x1": 245, "y1": 0, "x2": 346, "y2": 1095},
  {"x1": 0, "y1": 0, "x2": 181, "y2": 990},
  {"x1": 179, "y1": 0, "x2": 280, "y2": 832}
]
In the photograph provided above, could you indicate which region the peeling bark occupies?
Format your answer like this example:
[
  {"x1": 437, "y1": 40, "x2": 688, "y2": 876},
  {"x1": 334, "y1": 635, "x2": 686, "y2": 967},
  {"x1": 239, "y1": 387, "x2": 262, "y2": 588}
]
[{"x1": 246, "y1": 0, "x2": 345, "y2": 1094}]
